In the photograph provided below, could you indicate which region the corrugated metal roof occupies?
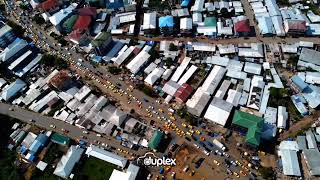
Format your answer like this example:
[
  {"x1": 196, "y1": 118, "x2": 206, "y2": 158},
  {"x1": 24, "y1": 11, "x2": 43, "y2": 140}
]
[
  {"x1": 257, "y1": 16, "x2": 275, "y2": 35},
  {"x1": 303, "y1": 149, "x2": 320, "y2": 176},
  {"x1": 296, "y1": 136, "x2": 307, "y2": 150},
  {"x1": 291, "y1": 75, "x2": 308, "y2": 91},
  {"x1": 277, "y1": 106, "x2": 288, "y2": 129},
  {"x1": 180, "y1": 18, "x2": 193, "y2": 30},
  {"x1": 1, "y1": 79, "x2": 26, "y2": 101},
  {"x1": 54, "y1": 145, "x2": 84, "y2": 178},
  {"x1": 86, "y1": 145, "x2": 128, "y2": 168},
  {"x1": 279, "y1": 149, "x2": 301, "y2": 176},
  {"x1": 126, "y1": 48, "x2": 151, "y2": 74},
  {"x1": 186, "y1": 88, "x2": 211, "y2": 116},
  {"x1": 144, "y1": 67, "x2": 165, "y2": 86},
  {"x1": 143, "y1": 12, "x2": 156, "y2": 30},
  {"x1": 299, "y1": 48, "x2": 320, "y2": 66},
  {"x1": 244, "y1": 62, "x2": 262, "y2": 75},
  {"x1": 204, "y1": 98, "x2": 233, "y2": 126},
  {"x1": 201, "y1": 65, "x2": 226, "y2": 95},
  {"x1": 306, "y1": 130, "x2": 318, "y2": 149},
  {"x1": 264, "y1": 107, "x2": 277, "y2": 125}
]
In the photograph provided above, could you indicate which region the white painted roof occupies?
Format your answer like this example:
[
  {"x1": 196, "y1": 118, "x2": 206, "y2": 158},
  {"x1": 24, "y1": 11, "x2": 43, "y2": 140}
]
[
  {"x1": 143, "y1": 12, "x2": 156, "y2": 30},
  {"x1": 144, "y1": 67, "x2": 165, "y2": 86},
  {"x1": 170, "y1": 57, "x2": 191, "y2": 82},
  {"x1": 85, "y1": 145, "x2": 128, "y2": 168},
  {"x1": 204, "y1": 98, "x2": 233, "y2": 126},
  {"x1": 126, "y1": 47, "x2": 151, "y2": 74}
]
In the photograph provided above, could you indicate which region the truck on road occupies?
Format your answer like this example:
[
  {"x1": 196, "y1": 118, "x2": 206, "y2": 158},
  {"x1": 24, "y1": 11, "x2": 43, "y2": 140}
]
[{"x1": 213, "y1": 139, "x2": 226, "y2": 151}]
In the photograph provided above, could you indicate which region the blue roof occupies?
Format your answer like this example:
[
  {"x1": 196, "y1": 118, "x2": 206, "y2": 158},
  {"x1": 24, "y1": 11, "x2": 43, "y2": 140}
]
[
  {"x1": 28, "y1": 154, "x2": 36, "y2": 161},
  {"x1": 92, "y1": 56, "x2": 102, "y2": 63},
  {"x1": 159, "y1": 16, "x2": 174, "y2": 28},
  {"x1": 261, "y1": 123, "x2": 277, "y2": 140},
  {"x1": 37, "y1": 134, "x2": 49, "y2": 144},
  {"x1": 181, "y1": 0, "x2": 191, "y2": 7},
  {"x1": 106, "y1": 0, "x2": 124, "y2": 9},
  {"x1": 29, "y1": 141, "x2": 42, "y2": 154},
  {"x1": 20, "y1": 146, "x2": 28, "y2": 154},
  {"x1": 29, "y1": 134, "x2": 48, "y2": 154},
  {"x1": 291, "y1": 75, "x2": 308, "y2": 91},
  {"x1": 104, "y1": 41, "x2": 124, "y2": 60},
  {"x1": 258, "y1": 17, "x2": 274, "y2": 35}
]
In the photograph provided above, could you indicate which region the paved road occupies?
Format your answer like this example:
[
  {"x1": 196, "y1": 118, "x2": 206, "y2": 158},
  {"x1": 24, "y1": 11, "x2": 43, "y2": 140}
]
[
  {"x1": 0, "y1": 103, "x2": 150, "y2": 158},
  {"x1": 112, "y1": 34, "x2": 320, "y2": 45}
]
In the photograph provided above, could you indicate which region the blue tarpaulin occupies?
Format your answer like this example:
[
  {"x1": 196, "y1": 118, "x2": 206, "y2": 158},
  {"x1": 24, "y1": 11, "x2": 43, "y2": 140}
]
[
  {"x1": 159, "y1": 16, "x2": 174, "y2": 28},
  {"x1": 181, "y1": 0, "x2": 191, "y2": 7}
]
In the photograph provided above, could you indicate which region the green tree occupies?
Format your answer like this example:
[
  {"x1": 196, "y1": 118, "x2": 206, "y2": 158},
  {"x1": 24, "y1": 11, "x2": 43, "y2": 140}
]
[
  {"x1": 177, "y1": 105, "x2": 188, "y2": 118},
  {"x1": 137, "y1": 84, "x2": 157, "y2": 97},
  {"x1": 19, "y1": 3, "x2": 29, "y2": 10},
  {"x1": 33, "y1": 15, "x2": 45, "y2": 25},
  {"x1": 149, "y1": 49, "x2": 160, "y2": 59},
  {"x1": 108, "y1": 66, "x2": 122, "y2": 75},
  {"x1": 164, "y1": 57, "x2": 173, "y2": 66},
  {"x1": 288, "y1": 55, "x2": 299, "y2": 66},
  {"x1": 220, "y1": 8, "x2": 229, "y2": 18},
  {"x1": 0, "y1": 4, "x2": 6, "y2": 12},
  {"x1": 57, "y1": 37, "x2": 68, "y2": 46},
  {"x1": 259, "y1": 167, "x2": 275, "y2": 180},
  {"x1": 177, "y1": 105, "x2": 196, "y2": 125},
  {"x1": 169, "y1": 43, "x2": 178, "y2": 51},
  {"x1": 40, "y1": 54, "x2": 68, "y2": 69},
  {"x1": 269, "y1": 87, "x2": 287, "y2": 99},
  {"x1": 6, "y1": 21, "x2": 25, "y2": 38}
]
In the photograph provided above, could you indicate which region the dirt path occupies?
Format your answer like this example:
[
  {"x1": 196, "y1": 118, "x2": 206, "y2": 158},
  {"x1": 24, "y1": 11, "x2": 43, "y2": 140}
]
[{"x1": 279, "y1": 111, "x2": 320, "y2": 141}]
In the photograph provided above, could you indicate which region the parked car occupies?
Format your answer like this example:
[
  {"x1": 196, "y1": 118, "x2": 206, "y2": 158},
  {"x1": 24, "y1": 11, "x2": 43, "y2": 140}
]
[
  {"x1": 203, "y1": 150, "x2": 210, "y2": 156},
  {"x1": 183, "y1": 165, "x2": 189, "y2": 172}
]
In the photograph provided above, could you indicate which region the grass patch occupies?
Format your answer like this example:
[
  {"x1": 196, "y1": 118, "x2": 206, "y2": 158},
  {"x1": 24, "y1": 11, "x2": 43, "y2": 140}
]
[
  {"x1": 31, "y1": 166, "x2": 57, "y2": 180},
  {"x1": 77, "y1": 157, "x2": 117, "y2": 180},
  {"x1": 42, "y1": 143, "x2": 65, "y2": 164}
]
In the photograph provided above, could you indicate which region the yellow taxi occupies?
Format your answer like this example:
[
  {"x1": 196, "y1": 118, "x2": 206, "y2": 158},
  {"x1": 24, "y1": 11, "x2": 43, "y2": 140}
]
[
  {"x1": 233, "y1": 172, "x2": 240, "y2": 178},
  {"x1": 189, "y1": 170, "x2": 195, "y2": 176},
  {"x1": 213, "y1": 160, "x2": 220, "y2": 166},
  {"x1": 240, "y1": 170, "x2": 247, "y2": 176}
]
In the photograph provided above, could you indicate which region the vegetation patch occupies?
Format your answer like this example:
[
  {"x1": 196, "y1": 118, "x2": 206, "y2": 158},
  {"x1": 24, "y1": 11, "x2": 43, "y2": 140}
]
[
  {"x1": 76, "y1": 157, "x2": 117, "y2": 180},
  {"x1": 108, "y1": 66, "x2": 122, "y2": 75},
  {"x1": 40, "y1": 54, "x2": 68, "y2": 69},
  {"x1": 137, "y1": 84, "x2": 158, "y2": 97}
]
